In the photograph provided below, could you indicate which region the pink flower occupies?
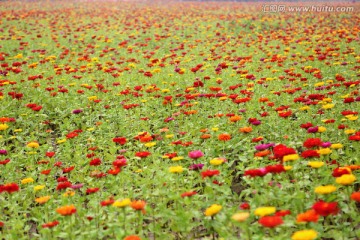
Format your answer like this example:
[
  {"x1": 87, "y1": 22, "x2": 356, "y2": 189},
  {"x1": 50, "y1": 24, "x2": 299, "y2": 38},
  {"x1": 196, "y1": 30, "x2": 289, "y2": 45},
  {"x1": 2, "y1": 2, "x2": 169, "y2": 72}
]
[{"x1": 188, "y1": 150, "x2": 204, "y2": 159}]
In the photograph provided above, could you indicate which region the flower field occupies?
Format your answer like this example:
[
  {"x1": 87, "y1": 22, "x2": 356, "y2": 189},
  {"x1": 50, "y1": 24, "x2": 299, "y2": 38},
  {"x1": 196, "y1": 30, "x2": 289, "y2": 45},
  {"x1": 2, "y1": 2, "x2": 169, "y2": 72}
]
[{"x1": 0, "y1": 1, "x2": 359, "y2": 239}]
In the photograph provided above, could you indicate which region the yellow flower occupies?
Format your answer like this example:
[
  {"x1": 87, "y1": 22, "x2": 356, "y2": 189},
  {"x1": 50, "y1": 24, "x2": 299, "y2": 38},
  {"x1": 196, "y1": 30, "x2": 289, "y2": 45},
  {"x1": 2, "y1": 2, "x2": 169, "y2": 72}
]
[
  {"x1": 34, "y1": 185, "x2": 45, "y2": 191},
  {"x1": 171, "y1": 156, "x2": 184, "y2": 161},
  {"x1": 254, "y1": 207, "x2": 276, "y2": 217},
  {"x1": 317, "y1": 148, "x2": 332, "y2": 155},
  {"x1": 88, "y1": 96, "x2": 97, "y2": 101},
  {"x1": 145, "y1": 142, "x2": 156, "y2": 147},
  {"x1": 112, "y1": 198, "x2": 131, "y2": 208},
  {"x1": 344, "y1": 129, "x2": 356, "y2": 135},
  {"x1": 0, "y1": 124, "x2": 9, "y2": 131},
  {"x1": 283, "y1": 154, "x2": 299, "y2": 162},
  {"x1": 322, "y1": 104, "x2": 334, "y2": 110},
  {"x1": 317, "y1": 126, "x2": 326, "y2": 133},
  {"x1": 169, "y1": 166, "x2": 183, "y2": 173},
  {"x1": 21, "y1": 178, "x2": 34, "y2": 184},
  {"x1": 212, "y1": 127, "x2": 219, "y2": 132},
  {"x1": 165, "y1": 134, "x2": 174, "y2": 139},
  {"x1": 14, "y1": 129, "x2": 22, "y2": 132},
  {"x1": 27, "y1": 142, "x2": 39, "y2": 148},
  {"x1": 291, "y1": 229, "x2": 317, "y2": 240},
  {"x1": 210, "y1": 158, "x2": 225, "y2": 166},
  {"x1": 35, "y1": 196, "x2": 51, "y2": 204},
  {"x1": 336, "y1": 174, "x2": 356, "y2": 185},
  {"x1": 284, "y1": 166, "x2": 292, "y2": 171},
  {"x1": 204, "y1": 204, "x2": 222, "y2": 217},
  {"x1": 314, "y1": 185, "x2": 337, "y2": 194},
  {"x1": 347, "y1": 115, "x2": 358, "y2": 121},
  {"x1": 63, "y1": 190, "x2": 75, "y2": 197},
  {"x1": 231, "y1": 212, "x2": 250, "y2": 222},
  {"x1": 299, "y1": 106, "x2": 310, "y2": 111},
  {"x1": 330, "y1": 143, "x2": 343, "y2": 149},
  {"x1": 57, "y1": 139, "x2": 67, "y2": 144},
  {"x1": 307, "y1": 161, "x2": 324, "y2": 168}
]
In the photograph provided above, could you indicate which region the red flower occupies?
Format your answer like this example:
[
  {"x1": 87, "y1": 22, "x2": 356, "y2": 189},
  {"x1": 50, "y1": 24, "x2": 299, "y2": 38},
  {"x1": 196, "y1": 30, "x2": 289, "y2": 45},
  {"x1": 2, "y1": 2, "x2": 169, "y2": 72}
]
[
  {"x1": 112, "y1": 137, "x2": 127, "y2": 145},
  {"x1": 66, "y1": 132, "x2": 78, "y2": 139},
  {"x1": 0, "y1": 158, "x2": 10, "y2": 165},
  {"x1": 303, "y1": 138, "x2": 322, "y2": 149},
  {"x1": 258, "y1": 216, "x2": 283, "y2": 228},
  {"x1": 244, "y1": 168, "x2": 267, "y2": 177},
  {"x1": 201, "y1": 169, "x2": 220, "y2": 179},
  {"x1": 0, "y1": 221, "x2": 3, "y2": 228},
  {"x1": 90, "y1": 158, "x2": 102, "y2": 166},
  {"x1": 181, "y1": 191, "x2": 197, "y2": 198},
  {"x1": 57, "y1": 176, "x2": 68, "y2": 182},
  {"x1": 42, "y1": 220, "x2": 59, "y2": 228},
  {"x1": 56, "y1": 181, "x2": 72, "y2": 191},
  {"x1": 108, "y1": 168, "x2": 121, "y2": 175},
  {"x1": 275, "y1": 210, "x2": 291, "y2": 217},
  {"x1": 312, "y1": 201, "x2": 339, "y2": 216},
  {"x1": 301, "y1": 149, "x2": 320, "y2": 158},
  {"x1": 240, "y1": 202, "x2": 250, "y2": 210},
  {"x1": 100, "y1": 198, "x2": 115, "y2": 206},
  {"x1": 41, "y1": 169, "x2": 51, "y2": 175},
  {"x1": 45, "y1": 152, "x2": 55, "y2": 158},
  {"x1": 265, "y1": 165, "x2": 285, "y2": 174},
  {"x1": 0, "y1": 183, "x2": 19, "y2": 194},
  {"x1": 273, "y1": 144, "x2": 296, "y2": 160},
  {"x1": 332, "y1": 167, "x2": 351, "y2": 177},
  {"x1": 300, "y1": 122, "x2": 313, "y2": 129},
  {"x1": 113, "y1": 157, "x2": 127, "y2": 168},
  {"x1": 86, "y1": 188, "x2": 100, "y2": 195},
  {"x1": 63, "y1": 166, "x2": 74, "y2": 173},
  {"x1": 135, "y1": 151, "x2": 151, "y2": 158}
]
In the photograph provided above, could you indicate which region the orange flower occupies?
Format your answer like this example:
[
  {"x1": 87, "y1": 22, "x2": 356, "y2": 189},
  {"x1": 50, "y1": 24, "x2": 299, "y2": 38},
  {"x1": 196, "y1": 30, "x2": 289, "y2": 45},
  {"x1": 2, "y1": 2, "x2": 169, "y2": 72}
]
[
  {"x1": 229, "y1": 115, "x2": 242, "y2": 122},
  {"x1": 239, "y1": 127, "x2": 253, "y2": 133},
  {"x1": 345, "y1": 165, "x2": 360, "y2": 171},
  {"x1": 259, "y1": 97, "x2": 269, "y2": 102},
  {"x1": 218, "y1": 133, "x2": 231, "y2": 141},
  {"x1": 131, "y1": 200, "x2": 146, "y2": 214},
  {"x1": 296, "y1": 209, "x2": 319, "y2": 223},
  {"x1": 350, "y1": 192, "x2": 360, "y2": 202},
  {"x1": 56, "y1": 205, "x2": 77, "y2": 216},
  {"x1": 124, "y1": 235, "x2": 141, "y2": 240},
  {"x1": 140, "y1": 135, "x2": 153, "y2": 143},
  {"x1": 200, "y1": 134, "x2": 211, "y2": 139},
  {"x1": 255, "y1": 150, "x2": 271, "y2": 158}
]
